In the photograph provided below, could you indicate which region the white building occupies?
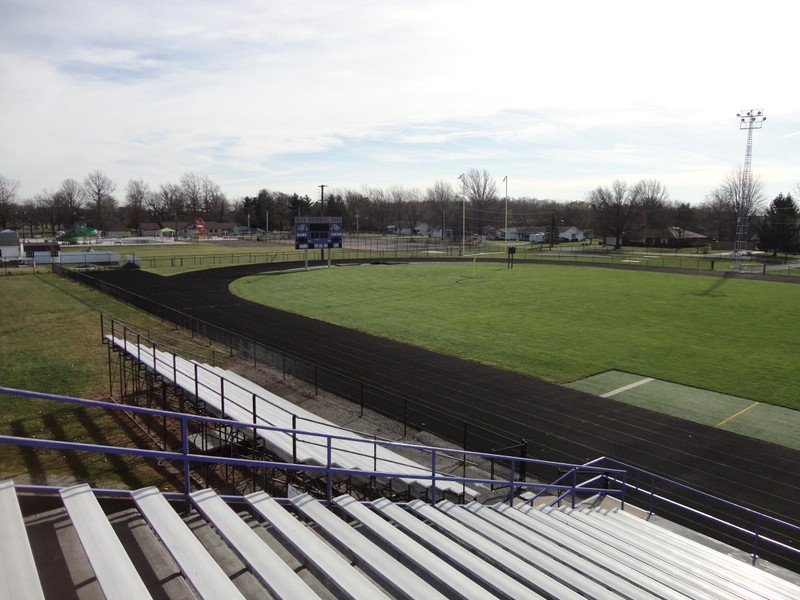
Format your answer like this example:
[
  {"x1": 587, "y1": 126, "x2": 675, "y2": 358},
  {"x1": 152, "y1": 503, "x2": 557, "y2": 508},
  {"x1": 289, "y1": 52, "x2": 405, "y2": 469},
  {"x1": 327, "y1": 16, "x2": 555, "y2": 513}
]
[{"x1": 0, "y1": 230, "x2": 22, "y2": 260}]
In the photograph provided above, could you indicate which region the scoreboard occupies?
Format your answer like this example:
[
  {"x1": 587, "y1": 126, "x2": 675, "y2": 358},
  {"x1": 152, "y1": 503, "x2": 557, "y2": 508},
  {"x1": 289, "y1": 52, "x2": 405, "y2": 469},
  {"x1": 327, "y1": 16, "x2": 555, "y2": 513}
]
[{"x1": 294, "y1": 216, "x2": 343, "y2": 250}]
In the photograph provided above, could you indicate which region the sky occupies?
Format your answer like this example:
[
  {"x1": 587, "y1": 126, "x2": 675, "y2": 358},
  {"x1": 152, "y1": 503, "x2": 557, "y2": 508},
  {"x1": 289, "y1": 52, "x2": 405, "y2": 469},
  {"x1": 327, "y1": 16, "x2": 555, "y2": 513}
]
[{"x1": 2, "y1": 0, "x2": 799, "y2": 206}]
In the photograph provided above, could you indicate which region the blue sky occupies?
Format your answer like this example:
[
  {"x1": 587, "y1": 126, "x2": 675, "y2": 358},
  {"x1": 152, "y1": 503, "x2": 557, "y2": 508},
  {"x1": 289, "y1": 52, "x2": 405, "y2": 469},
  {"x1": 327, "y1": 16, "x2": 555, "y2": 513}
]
[{"x1": 2, "y1": 0, "x2": 799, "y2": 205}]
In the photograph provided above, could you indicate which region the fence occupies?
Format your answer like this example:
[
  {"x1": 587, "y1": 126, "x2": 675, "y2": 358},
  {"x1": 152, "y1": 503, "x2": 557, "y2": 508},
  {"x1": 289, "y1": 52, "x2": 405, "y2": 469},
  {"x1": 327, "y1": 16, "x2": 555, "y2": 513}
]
[{"x1": 39, "y1": 237, "x2": 800, "y2": 276}]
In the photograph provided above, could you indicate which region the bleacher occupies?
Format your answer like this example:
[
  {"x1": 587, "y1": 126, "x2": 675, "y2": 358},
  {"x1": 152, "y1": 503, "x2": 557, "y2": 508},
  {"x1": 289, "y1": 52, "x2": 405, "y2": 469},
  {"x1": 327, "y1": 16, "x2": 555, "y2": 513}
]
[
  {"x1": 3, "y1": 478, "x2": 799, "y2": 599},
  {"x1": 106, "y1": 335, "x2": 477, "y2": 501}
]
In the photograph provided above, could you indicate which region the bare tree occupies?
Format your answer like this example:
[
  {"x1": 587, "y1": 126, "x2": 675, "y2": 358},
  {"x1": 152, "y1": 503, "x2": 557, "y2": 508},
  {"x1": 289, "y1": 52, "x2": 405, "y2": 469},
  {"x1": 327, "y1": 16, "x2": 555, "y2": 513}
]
[
  {"x1": 633, "y1": 179, "x2": 670, "y2": 229},
  {"x1": 698, "y1": 192, "x2": 731, "y2": 242},
  {"x1": 464, "y1": 169, "x2": 497, "y2": 235},
  {"x1": 83, "y1": 170, "x2": 116, "y2": 231},
  {"x1": 425, "y1": 180, "x2": 456, "y2": 240},
  {"x1": 343, "y1": 188, "x2": 371, "y2": 233},
  {"x1": 388, "y1": 185, "x2": 410, "y2": 233},
  {"x1": 402, "y1": 188, "x2": 422, "y2": 234},
  {"x1": 125, "y1": 179, "x2": 150, "y2": 228},
  {"x1": 368, "y1": 187, "x2": 390, "y2": 233},
  {"x1": 560, "y1": 200, "x2": 593, "y2": 236},
  {"x1": 34, "y1": 190, "x2": 59, "y2": 236},
  {"x1": 705, "y1": 168, "x2": 765, "y2": 243},
  {"x1": 0, "y1": 174, "x2": 20, "y2": 229},
  {"x1": 180, "y1": 173, "x2": 204, "y2": 217},
  {"x1": 48, "y1": 179, "x2": 86, "y2": 233},
  {"x1": 199, "y1": 176, "x2": 226, "y2": 220},
  {"x1": 587, "y1": 179, "x2": 642, "y2": 248},
  {"x1": 147, "y1": 183, "x2": 183, "y2": 223},
  {"x1": 18, "y1": 198, "x2": 40, "y2": 238}
]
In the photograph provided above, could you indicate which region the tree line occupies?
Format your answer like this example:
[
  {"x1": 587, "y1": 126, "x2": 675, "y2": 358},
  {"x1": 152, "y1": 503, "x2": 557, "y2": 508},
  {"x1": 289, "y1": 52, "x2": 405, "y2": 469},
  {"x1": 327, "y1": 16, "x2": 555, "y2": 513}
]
[{"x1": 1, "y1": 168, "x2": 798, "y2": 253}]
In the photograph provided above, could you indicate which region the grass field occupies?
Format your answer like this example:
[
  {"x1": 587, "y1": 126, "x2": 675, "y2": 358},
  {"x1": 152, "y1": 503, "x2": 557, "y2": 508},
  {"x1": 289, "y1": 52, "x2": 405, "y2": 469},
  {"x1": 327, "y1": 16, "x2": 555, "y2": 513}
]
[
  {"x1": 3, "y1": 258, "x2": 798, "y2": 484},
  {"x1": 230, "y1": 261, "x2": 800, "y2": 410},
  {"x1": 0, "y1": 274, "x2": 217, "y2": 487}
]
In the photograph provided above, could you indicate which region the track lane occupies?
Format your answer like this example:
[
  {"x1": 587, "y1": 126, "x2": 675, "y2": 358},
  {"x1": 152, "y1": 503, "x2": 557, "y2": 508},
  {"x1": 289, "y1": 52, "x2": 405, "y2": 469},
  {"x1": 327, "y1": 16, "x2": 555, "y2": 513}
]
[{"x1": 90, "y1": 264, "x2": 800, "y2": 530}]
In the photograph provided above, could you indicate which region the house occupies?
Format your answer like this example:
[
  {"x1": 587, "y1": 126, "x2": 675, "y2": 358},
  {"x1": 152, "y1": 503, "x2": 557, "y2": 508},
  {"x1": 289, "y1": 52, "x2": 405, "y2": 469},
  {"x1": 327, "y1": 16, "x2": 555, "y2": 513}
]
[
  {"x1": 557, "y1": 226, "x2": 585, "y2": 242},
  {"x1": 137, "y1": 222, "x2": 172, "y2": 237},
  {"x1": 387, "y1": 223, "x2": 429, "y2": 236},
  {"x1": 528, "y1": 226, "x2": 585, "y2": 244},
  {"x1": 529, "y1": 230, "x2": 546, "y2": 243},
  {"x1": 105, "y1": 224, "x2": 133, "y2": 239},
  {"x1": 0, "y1": 229, "x2": 22, "y2": 260},
  {"x1": 625, "y1": 227, "x2": 709, "y2": 248},
  {"x1": 493, "y1": 227, "x2": 527, "y2": 241}
]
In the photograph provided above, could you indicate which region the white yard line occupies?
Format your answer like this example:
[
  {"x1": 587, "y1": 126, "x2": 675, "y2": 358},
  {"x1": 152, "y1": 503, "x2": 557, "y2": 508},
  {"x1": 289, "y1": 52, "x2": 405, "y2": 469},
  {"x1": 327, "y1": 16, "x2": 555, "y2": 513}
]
[{"x1": 601, "y1": 377, "x2": 654, "y2": 398}]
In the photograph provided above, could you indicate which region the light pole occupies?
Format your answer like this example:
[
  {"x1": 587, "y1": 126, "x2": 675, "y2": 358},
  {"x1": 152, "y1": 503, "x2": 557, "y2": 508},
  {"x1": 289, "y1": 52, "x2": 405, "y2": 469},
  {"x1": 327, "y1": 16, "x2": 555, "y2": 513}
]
[
  {"x1": 318, "y1": 184, "x2": 327, "y2": 216},
  {"x1": 734, "y1": 109, "x2": 766, "y2": 265},
  {"x1": 503, "y1": 175, "x2": 508, "y2": 242},
  {"x1": 319, "y1": 184, "x2": 327, "y2": 259},
  {"x1": 458, "y1": 173, "x2": 465, "y2": 256}
]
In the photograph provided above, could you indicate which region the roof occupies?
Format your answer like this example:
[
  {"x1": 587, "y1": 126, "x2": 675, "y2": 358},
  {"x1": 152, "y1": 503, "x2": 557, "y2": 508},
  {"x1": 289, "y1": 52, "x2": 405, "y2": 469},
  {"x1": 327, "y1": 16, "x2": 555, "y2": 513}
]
[
  {"x1": 0, "y1": 230, "x2": 20, "y2": 246},
  {"x1": 640, "y1": 227, "x2": 708, "y2": 240}
]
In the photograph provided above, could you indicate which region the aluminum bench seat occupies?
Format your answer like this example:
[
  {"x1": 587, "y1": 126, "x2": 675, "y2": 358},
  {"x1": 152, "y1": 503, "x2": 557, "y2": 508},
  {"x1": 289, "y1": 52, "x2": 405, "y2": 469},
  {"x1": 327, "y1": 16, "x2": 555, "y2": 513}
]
[
  {"x1": 190, "y1": 488, "x2": 319, "y2": 600},
  {"x1": 549, "y1": 505, "x2": 767, "y2": 599},
  {"x1": 518, "y1": 504, "x2": 722, "y2": 600},
  {"x1": 435, "y1": 500, "x2": 624, "y2": 600},
  {"x1": 132, "y1": 487, "x2": 245, "y2": 600},
  {"x1": 463, "y1": 501, "x2": 663, "y2": 599},
  {"x1": 59, "y1": 483, "x2": 152, "y2": 600},
  {"x1": 288, "y1": 493, "x2": 449, "y2": 600},
  {"x1": 579, "y1": 506, "x2": 796, "y2": 600},
  {"x1": 494, "y1": 502, "x2": 691, "y2": 600},
  {"x1": 0, "y1": 480, "x2": 45, "y2": 600},
  {"x1": 334, "y1": 494, "x2": 499, "y2": 599},
  {"x1": 244, "y1": 491, "x2": 391, "y2": 600},
  {"x1": 372, "y1": 497, "x2": 545, "y2": 599}
]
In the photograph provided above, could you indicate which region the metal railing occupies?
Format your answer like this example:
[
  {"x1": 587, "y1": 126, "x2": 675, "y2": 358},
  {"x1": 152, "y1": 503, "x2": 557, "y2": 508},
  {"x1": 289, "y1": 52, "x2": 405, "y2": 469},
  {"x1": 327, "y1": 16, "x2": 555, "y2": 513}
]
[
  {"x1": 584, "y1": 456, "x2": 800, "y2": 569},
  {"x1": 0, "y1": 386, "x2": 622, "y2": 508}
]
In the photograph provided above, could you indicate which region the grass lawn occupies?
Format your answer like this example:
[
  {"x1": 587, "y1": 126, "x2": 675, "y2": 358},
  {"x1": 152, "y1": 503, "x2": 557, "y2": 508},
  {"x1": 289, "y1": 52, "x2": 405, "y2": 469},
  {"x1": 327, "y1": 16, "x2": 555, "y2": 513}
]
[
  {"x1": 0, "y1": 274, "x2": 211, "y2": 488},
  {"x1": 230, "y1": 261, "x2": 800, "y2": 410}
]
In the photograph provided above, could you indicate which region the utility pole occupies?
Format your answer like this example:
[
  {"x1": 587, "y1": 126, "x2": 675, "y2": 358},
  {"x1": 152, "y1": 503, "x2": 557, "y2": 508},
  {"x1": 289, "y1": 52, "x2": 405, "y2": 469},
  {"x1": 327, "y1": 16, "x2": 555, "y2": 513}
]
[
  {"x1": 458, "y1": 174, "x2": 466, "y2": 256},
  {"x1": 503, "y1": 176, "x2": 508, "y2": 242},
  {"x1": 319, "y1": 184, "x2": 327, "y2": 260},
  {"x1": 318, "y1": 184, "x2": 327, "y2": 216},
  {"x1": 734, "y1": 109, "x2": 766, "y2": 268}
]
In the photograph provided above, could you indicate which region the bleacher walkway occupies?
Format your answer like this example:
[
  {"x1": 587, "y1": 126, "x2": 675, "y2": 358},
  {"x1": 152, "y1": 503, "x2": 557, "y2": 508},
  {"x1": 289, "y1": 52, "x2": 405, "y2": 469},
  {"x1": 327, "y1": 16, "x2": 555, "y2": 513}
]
[
  {"x1": 3, "y1": 479, "x2": 799, "y2": 599},
  {"x1": 107, "y1": 335, "x2": 477, "y2": 501}
]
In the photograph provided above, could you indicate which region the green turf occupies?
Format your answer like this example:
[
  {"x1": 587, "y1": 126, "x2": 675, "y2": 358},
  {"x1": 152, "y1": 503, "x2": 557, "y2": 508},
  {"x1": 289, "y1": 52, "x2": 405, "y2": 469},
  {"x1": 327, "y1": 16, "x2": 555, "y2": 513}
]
[
  {"x1": 569, "y1": 373, "x2": 755, "y2": 427},
  {"x1": 0, "y1": 273, "x2": 212, "y2": 487},
  {"x1": 567, "y1": 370, "x2": 800, "y2": 451},
  {"x1": 230, "y1": 262, "x2": 800, "y2": 409},
  {"x1": 720, "y1": 403, "x2": 800, "y2": 450}
]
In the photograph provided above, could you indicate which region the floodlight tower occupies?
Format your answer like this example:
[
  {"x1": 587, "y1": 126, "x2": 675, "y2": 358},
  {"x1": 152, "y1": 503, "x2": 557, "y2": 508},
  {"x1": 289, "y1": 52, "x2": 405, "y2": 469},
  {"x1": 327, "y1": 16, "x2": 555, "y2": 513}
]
[{"x1": 734, "y1": 109, "x2": 766, "y2": 264}]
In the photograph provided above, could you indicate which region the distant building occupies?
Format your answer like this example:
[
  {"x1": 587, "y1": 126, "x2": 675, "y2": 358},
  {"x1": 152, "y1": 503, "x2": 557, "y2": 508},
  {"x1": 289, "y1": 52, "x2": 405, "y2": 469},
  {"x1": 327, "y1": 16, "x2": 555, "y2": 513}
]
[
  {"x1": 0, "y1": 229, "x2": 22, "y2": 259},
  {"x1": 624, "y1": 227, "x2": 709, "y2": 248}
]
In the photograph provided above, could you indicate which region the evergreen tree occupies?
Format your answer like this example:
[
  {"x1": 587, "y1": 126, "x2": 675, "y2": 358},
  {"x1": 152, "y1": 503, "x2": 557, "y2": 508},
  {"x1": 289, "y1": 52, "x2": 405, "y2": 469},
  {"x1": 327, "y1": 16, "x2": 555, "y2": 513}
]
[{"x1": 757, "y1": 193, "x2": 800, "y2": 256}]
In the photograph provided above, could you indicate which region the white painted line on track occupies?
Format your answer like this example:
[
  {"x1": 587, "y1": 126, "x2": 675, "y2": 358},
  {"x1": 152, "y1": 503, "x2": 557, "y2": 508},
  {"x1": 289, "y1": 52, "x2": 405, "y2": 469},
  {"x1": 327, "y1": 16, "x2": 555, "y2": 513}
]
[{"x1": 601, "y1": 377, "x2": 654, "y2": 398}]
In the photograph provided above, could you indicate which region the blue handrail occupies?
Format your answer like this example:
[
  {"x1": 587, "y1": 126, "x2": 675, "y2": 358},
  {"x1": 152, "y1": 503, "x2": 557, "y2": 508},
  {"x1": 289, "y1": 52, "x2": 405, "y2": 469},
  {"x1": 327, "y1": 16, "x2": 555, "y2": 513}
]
[
  {"x1": 583, "y1": 456, "x2": 800, "y2": 566},
  {"x1": 0, "y1": 386, "x2": 624, "y2": 507}
]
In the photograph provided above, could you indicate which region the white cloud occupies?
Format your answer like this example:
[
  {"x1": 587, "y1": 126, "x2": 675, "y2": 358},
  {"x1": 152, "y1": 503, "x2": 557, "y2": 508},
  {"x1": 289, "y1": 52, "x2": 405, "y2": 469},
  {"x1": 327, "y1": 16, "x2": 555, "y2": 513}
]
[{"x1": 1, "y1": 0, "x2": 798, "y2": 204}]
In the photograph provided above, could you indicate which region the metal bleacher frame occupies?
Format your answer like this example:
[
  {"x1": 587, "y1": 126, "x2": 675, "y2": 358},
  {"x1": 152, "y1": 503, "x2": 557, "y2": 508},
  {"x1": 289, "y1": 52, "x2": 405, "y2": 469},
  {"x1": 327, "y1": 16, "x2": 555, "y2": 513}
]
[{"x1": 3, "y1": 386, "x2": 800, "y2": 598}]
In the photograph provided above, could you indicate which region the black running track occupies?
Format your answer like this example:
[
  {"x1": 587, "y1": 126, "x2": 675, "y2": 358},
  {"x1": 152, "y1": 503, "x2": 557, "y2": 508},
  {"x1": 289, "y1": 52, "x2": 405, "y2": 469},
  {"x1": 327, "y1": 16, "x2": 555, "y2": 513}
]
[{"x1": 89, "y1": 260, "x2": 800, "y2": 567}]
